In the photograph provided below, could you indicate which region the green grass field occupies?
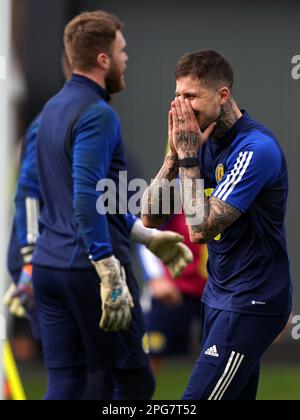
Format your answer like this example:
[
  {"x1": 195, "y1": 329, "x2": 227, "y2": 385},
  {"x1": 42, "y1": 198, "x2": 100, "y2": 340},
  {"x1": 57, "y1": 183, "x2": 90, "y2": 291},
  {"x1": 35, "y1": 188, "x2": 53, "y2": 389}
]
[
  {"x1": 153, "y1": 361, "x2": 300, "y2": 400},
  {"x1": 20, "y1": 361, "x2": 300, "y2": 400}
]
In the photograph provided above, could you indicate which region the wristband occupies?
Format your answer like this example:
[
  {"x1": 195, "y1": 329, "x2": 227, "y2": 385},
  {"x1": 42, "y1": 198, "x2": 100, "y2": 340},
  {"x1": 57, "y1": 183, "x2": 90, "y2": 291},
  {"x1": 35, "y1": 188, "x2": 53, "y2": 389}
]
[{"x1": 178, "y1": 157, "x2": 199, "y2": 168}]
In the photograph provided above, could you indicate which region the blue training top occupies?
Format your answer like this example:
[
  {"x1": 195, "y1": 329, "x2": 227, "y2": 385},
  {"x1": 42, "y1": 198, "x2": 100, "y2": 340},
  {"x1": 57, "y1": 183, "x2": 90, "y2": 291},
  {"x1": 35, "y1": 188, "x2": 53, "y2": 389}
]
[
  {"x1": 199, "y1": 111, "x2": 292, "y2": 316},
  {"x1": 33, "y1": 74, "x2": 136, "y2": 269}
]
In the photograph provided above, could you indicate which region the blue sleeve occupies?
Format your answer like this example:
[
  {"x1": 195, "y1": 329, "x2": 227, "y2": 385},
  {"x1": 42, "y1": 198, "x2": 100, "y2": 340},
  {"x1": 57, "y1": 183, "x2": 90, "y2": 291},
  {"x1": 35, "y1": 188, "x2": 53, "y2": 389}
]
[
  {"x1": 73, "y1": 102, "x2": 120, "y2": 261},
  {"x1": 212, "y1": 135, "x2": 282, "y2": 213},
  {"x1": 124, "y1": 213, "x2": 137, "y2": 232},
  {"x1": 15, "y1": 115, "x2": 42, "y2": 247}
]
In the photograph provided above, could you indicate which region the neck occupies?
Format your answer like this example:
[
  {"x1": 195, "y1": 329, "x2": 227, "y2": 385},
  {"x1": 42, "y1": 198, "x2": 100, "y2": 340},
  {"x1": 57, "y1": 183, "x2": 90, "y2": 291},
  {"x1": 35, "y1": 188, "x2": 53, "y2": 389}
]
[
  {"x1": 212, "y1": 98, "x2": 242, "y2": 141},
  {"x1": 73, "y1": 68, "x2": 107, "y2": 91}
]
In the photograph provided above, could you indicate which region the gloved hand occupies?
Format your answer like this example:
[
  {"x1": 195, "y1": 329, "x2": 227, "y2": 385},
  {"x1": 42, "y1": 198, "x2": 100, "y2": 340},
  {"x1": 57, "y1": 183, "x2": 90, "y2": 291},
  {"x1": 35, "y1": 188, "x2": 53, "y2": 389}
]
[
  {"x1": 3, "y1": 265, "x2": 34, "y2": 319},
  {"x1": 147, "y1": 230, "x2": 193, "y2": 278},
  {"x1": 92, "y1": 255, "x2": 134, "y2": 332},
  {"x1": 131, "y1": 219, "x2": 193, "y2": 278}
]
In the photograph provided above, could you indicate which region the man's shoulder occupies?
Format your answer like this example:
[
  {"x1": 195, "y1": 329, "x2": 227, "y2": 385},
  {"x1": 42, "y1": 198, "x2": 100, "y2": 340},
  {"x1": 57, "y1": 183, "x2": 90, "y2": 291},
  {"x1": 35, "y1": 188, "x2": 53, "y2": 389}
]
[
  {"x1": 77, "y1": 100, "x2": 120, "y2": 129},
  {"x1": 231, "y1": 121, "x2": 283, "y2": 163},
  {"x1": 80, "y1": 99, "x2": 117, "y2": 117}
]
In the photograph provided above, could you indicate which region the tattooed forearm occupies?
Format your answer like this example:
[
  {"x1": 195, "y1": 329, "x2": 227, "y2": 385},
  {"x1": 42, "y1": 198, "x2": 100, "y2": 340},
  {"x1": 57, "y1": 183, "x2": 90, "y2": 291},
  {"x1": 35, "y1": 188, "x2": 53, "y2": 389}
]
[
  {"x1": 179, "y1": 165, "x2": 241, "y2": 243},
  {"x1": 179, "y1": 165, "x2": 208, "y2": 239},
  {"x1": 211, "y1": 99, "x2": 241, "y2": 141},
  {"x1": 155, "y1": 153, "x2": 179, "y2": 182},
  {"x1": 190, "y1": 196, "x2": 241, "y2": 243},
  {"x1": 141, "y1": 154, "x2": 179, "y2": 227}
]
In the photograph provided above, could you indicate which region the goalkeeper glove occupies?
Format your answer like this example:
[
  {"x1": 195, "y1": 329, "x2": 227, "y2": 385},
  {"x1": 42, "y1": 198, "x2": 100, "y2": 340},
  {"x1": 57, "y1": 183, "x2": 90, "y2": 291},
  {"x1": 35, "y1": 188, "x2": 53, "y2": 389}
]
[
  {"x1": 3, "y1": 283, "x2": 25, "y2": 318},
  {"x1": 92, "y1": 255, "x2": 134, "y2": 332},
  {"x1": 4, "y1": 266, "x2": 35, "y2": 321},
  {"x1": 131, "y1": 219, "x2": 193, "y2": 278}
]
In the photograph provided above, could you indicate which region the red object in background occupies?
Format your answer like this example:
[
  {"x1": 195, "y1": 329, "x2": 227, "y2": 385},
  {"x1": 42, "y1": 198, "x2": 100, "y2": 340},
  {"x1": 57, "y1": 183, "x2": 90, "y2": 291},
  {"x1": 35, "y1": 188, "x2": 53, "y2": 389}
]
[
  {"x1": 5, "y1": 379, "x2": 11, "y2": 400},
  {"x1": 162, "y1": 213, "x2": 208, "y2": 298}
]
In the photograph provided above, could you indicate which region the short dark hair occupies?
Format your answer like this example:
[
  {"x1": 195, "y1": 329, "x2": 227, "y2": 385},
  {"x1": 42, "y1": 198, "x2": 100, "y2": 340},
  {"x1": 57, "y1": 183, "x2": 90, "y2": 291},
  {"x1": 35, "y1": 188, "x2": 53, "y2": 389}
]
[
  {"x1": 175, "y1": 50, "x2": 234, "y2": 90},
  {"x1": 64, "y1": 10, "x2": 123, "y2": 71}
]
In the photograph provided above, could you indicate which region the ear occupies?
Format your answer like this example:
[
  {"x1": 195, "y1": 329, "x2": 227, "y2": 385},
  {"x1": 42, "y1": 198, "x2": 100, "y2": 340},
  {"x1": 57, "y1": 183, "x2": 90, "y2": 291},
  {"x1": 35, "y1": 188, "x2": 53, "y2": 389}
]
[
  {"x1": 96, "y1": 52, "x2": 110, "y2": 70},
  {"x1": 219, "y1": 87, "x2": 231, "y2": 105}
]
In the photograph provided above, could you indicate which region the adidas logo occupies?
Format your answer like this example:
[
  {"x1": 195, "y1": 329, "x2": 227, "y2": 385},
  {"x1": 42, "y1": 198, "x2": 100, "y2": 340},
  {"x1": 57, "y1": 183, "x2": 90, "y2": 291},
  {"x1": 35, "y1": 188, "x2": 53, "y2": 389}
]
[{"x1": 205, "y1": 345, "x2": 219, "y2": 358}]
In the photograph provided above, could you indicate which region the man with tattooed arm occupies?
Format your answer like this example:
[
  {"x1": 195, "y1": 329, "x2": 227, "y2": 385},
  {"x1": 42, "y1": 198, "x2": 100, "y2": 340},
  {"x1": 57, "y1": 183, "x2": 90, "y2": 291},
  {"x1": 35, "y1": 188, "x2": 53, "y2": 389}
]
[{"x1": 142, "y1": 50, "x2": 292, "y2": 400}]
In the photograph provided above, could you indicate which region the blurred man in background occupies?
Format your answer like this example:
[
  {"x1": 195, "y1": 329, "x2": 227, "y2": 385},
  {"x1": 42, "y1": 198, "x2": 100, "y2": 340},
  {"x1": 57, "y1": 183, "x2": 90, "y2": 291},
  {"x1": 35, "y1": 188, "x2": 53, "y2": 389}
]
[
  {"x1": 4, "y1": 53, "x2": 72, "y2": 328},
  {"x1": 5, "y1": 113, "x2": 41, "y2": 325},
  {"x1": 3, "y1": 53, "x2": 73, "y2": 399}
]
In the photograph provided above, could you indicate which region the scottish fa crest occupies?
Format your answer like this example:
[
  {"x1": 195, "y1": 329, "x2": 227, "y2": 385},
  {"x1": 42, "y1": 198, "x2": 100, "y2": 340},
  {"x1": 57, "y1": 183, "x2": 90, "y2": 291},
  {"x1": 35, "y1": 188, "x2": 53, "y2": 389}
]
[{"x1": 215, "y1": 163, "x2": 225, "y2": 184}]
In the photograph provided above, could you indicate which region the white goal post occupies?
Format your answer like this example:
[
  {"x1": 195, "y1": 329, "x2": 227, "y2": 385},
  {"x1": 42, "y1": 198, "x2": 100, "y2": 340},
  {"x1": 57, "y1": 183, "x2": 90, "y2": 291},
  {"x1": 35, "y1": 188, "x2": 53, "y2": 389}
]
[{"x1": 0, "y1": 0, "x2": 12, "y2": 400}]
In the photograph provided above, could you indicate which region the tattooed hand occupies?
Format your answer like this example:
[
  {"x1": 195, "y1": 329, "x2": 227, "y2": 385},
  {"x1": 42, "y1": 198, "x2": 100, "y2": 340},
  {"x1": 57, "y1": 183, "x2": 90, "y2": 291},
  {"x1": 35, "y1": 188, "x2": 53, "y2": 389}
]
[
  {"x1": 168, "y1": 108, "x2": 177, "y2": 157},
  {"x1": 171, "y1": 97, "x2": 216, "y2": 159},
  {"x1": 141, "y1": 113, "x2": 179, "y2": 228}
]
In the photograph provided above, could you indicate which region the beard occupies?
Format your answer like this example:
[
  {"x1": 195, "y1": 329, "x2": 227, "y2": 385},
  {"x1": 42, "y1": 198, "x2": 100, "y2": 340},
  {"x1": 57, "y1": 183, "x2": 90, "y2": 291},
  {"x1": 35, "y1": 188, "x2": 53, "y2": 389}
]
[
  {"x1": 105, "y1": 65, "x2": 125, "y2": 94},
  {"x1": 197, "y1": 114, "x2": 211, "y2": 132},
  {"x1": 210, "y1": 106, "x2": 227, "y2": 140},
  {"x1": 194, "y1": 110, "x2": 211, "y2": 131},
  {"x1": 199, "y1": 107, "x2": 223, "y2": 134}
]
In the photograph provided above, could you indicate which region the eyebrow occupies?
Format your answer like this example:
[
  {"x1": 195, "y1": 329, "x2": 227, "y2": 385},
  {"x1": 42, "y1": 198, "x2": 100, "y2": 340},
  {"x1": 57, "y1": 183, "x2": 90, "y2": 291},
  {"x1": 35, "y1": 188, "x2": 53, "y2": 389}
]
[{"x1": 175, "y1": 91, "x2": 199, "y2": 97}]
